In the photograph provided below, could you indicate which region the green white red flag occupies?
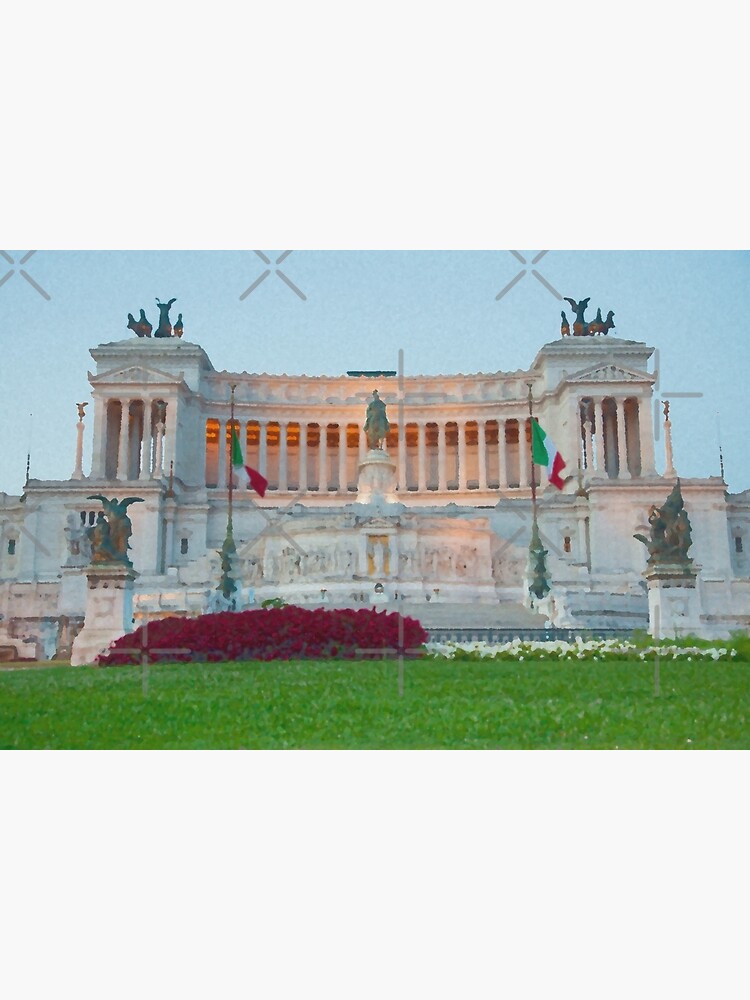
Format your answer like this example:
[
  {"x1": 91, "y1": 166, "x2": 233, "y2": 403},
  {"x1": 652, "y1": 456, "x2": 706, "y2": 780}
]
[
  {"x1": 531, "y1": 418, "x2": 566, "y2": 490},
  {"x1": 231, "y1": 428, "x2": 268, "y2": 497}
]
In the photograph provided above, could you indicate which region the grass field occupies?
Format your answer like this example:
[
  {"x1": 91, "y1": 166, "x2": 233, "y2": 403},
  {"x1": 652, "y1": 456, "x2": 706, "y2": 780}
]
[{"x1": 1, "y1": 657, "x2": 749, "y2": 749}]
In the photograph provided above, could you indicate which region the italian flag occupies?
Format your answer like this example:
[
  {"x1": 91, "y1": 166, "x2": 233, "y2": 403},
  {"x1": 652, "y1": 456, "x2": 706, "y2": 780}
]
[
  {"x1": 531, "y1": 418, "x2": 566, "y2": 490},
  {"x1": 231, "y1": 428, "x2": 268, "y2": 497}
]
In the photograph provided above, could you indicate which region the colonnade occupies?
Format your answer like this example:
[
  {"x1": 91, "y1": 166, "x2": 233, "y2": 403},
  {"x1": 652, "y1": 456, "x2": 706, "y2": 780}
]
[
  {"x1": 101, "y1": 398, "x2": 169, "y2": 481},
  {"x1": 206, "y1": 416, "x2": 543, "y2": 494},
  {"x1": 578, "y1": 395, "x2": 655, "y2": 479},
  {"x1": 205, "y1": 394, "x2": 656, "y2": 494}
]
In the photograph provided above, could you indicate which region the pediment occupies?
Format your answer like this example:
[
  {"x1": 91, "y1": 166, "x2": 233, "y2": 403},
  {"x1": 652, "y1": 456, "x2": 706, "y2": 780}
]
[
  {"x1": 89, "y1": 364, "x2": 186, "y2": 387},
  {"x1": 567, "y1": 363, "x2": 654, "y2": 384}
]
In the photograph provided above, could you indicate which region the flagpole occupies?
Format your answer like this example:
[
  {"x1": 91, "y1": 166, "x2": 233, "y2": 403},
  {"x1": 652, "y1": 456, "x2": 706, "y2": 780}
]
[
  {"x1": 527, "y1": 383, "x2": 537, "y2": 512},
  {"x1": 228, "y1": 384, "x2": 236, "y2": 530},
  {"x1": 218, "y1": 384, "x2": 238, "y2": 604},
  {"x1": 526, "y1": 382, "x2": 550, "y2": 605}
]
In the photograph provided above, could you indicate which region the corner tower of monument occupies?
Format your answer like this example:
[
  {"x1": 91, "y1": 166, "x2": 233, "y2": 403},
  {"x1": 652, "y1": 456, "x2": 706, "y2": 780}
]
[{"x1": 88, "y1": 338, "x2": 216, "y2": 489}]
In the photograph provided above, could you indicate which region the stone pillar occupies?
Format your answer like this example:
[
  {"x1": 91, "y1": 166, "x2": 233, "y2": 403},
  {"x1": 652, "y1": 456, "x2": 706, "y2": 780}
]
[
  {"x1": 70, "y1": 564, "x2": 138, "y2": 666},
  {"x1": 594, "y1": 399, "x2": 606, "y2": 473},
  {"x1": 139, "y1": 400, "x2": 153, "y2": 480},
  {"x1": 438, "y1": 422, "x2": 447, "y2": 492},
  {"x1": 259, "y1": 420, "x2": 268, "y2": 478},
  {"x1": 497, "y1": 419, "x2": 508, "y2": 488},
  {"x1": 398, "y1": 419, "x2": 407, "y2": 492},
  {"x1": 477, "y1": 420, "x2": 487, "y2": 490},
  {"x1": 663, "y1": 404, "x2": 677, "y2": 478},
  {"x1": 615, "y1": 399, "x2": 630, "y2": 479},
  {"x1": 417, "y1": 422, "x2": 427, "y2": 492},
  {"x1": 518, "y1": 418, "x2": 529, "y2": 488},
  {"x1": 153, "y1": 420, "x2": 165, "y2": 479},
  {"x1": 457, "y1": 420, "x2": 467, "y2": 491},
  {"x1": 299, "y1": 422, "x2": 308, "y2": 493},
  {"x1": 336, "y1": 424, "x2": 346, "y2": 493},
  {"x1": 279, "y1": 420, "x2": 289, "y2": 492},
  {"x1": 357, "y1": 451, "x2": 397, "y2": 504},
  {"x1": 645, "y1": 564, "x2": 701, "y2": 639},
  {"x1": 90, "y1": 398, "x2": 108, "y2": 479},
  {"x1": 72, "y1": 411, "x2": 86, "y2": 480},
  {"x1": 639, "y1": 396, "x2": 657, "y2": 476},
  {"x1": 117, "y1": 399, "x2": 130, "y2": 481},
  {"x1": 318, "y1": 423, "x2": 327, "y2": 491}
]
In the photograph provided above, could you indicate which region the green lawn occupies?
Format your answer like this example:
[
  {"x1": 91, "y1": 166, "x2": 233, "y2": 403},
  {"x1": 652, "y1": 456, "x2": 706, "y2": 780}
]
[{"x1": 1, "y1": 658, "x2": 748, "y2": 749}]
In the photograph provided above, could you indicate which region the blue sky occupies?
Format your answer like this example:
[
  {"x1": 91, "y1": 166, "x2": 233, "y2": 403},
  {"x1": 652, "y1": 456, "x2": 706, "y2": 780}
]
[{"x1": 0, "y1": 250, "x2": 747, "y2": 493}]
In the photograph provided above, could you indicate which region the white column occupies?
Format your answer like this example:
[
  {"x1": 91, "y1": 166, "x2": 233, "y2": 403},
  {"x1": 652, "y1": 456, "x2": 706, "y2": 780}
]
[
  {"x1": 154, "y1": 420, "x2": 165, "y2": 479},
  {"x1": 638, "y1": 397, "x2": 656, "y2": 477},
  {"x1": 398, "y1": 419, "x2": 406, "y2": 492},
  {"x1": 318, "y1": 423, "x2": 327, "y2": 491},
  {"x1": 615, "y1": 399, "x2": 630, "y2": 479},
  {"x1": 90, "y1": 398, "x2": 108, "y2": 479},
  {"x1": 457, "y1": 420, "x2": 467, "y2": 491},
  {"x1": 258, "y1": 420, "x2": 268, "y2": 478},
  {"x1": 518, "y1": 418, "x2": 529, "y2": 488},
  {"x1": 279, "y1": 421, "x2": 288, "y2": 492},
  {"x1": 498, "y1": 419, "x2": 508, "y2": 488},
  {"x1": 417, "y1": 422, "x2": 427, "y2": 492},
  {"x1": 438, "y1": 422, "x2": 447, "y2": 492},
  {"x1": 594, "y1": 399, "x2": 606, "y2": 473},
  {"x1": 218, "y1": 419, "x2": 229, "y2": 488},
  {"x1": 338, "y1": 424, "x2": 347, "y2": 493},
  {"x1": 72, "y1": 414, "x2": 85, "y2": 480},
  {"x1": 663, "y1": 406, "x2": 677, "y2": 478},
  {"x1": 139, "y1": 400, "x2": 153, "y2": 479},
  {"x1": 299, "y1": 422, "x2": 308, "y2": 493},
  {"x1": 477, "y1": 420, "x2": 487, "y2": 490},
  {"x1": 117, "y1": 399, "x2": 130, "y2": 480}
]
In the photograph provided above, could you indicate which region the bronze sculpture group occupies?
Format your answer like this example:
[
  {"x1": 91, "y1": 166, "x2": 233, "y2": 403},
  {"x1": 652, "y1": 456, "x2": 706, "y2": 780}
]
[
  {"x1": 86, "y1": 495, "x2": 144, "y2": 566},
  {"x1": 127, "y1": 298, "x2": 182, "y2": 338},
  {"x1": 634, "y1": 482, "x2": 693, "y2": 568},
  {"x1": 561, "y1": 298, "x2": 615, "y2": 337}
]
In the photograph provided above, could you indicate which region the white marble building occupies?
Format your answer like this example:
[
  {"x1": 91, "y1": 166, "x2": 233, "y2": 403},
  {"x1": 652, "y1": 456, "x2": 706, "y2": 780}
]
[{"x1": 1, "y1": 328, "x2": 749, "y2": 658}]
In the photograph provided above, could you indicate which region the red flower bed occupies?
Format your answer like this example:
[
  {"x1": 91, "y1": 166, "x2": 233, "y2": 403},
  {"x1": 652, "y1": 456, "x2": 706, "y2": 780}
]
[{"x1": 97, "y1": 606, "x2": 428, "y2": 665}]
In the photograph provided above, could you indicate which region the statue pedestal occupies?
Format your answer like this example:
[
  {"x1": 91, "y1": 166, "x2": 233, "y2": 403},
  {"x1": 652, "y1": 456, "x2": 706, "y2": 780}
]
[
  {"x1": 70, "y1": 564, "x2": 138, "y2": 665},
  {"x1": 357, "y1": 450, "x2": 398, "y2": 504},
  {"x1": 645, "y1": 563, "x2": 701, "y2": 639}
]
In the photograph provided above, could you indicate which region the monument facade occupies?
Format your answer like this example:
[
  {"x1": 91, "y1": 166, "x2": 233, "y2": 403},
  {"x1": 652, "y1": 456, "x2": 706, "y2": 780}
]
[{"x1": 1, "y1": 309, "x2": 749, "y2": 658}]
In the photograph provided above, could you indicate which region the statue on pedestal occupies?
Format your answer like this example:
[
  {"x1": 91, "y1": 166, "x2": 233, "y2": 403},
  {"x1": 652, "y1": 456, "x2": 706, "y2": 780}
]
[
  {"x1": 634, "y1": 481, "x2": 693, "y2": 567},
  {"x1": 363, "y1": 390, "x2": 390, "y2": 450},
  {"x1": 86, "y1": 495, "x2": 145, "y2": 565}
]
